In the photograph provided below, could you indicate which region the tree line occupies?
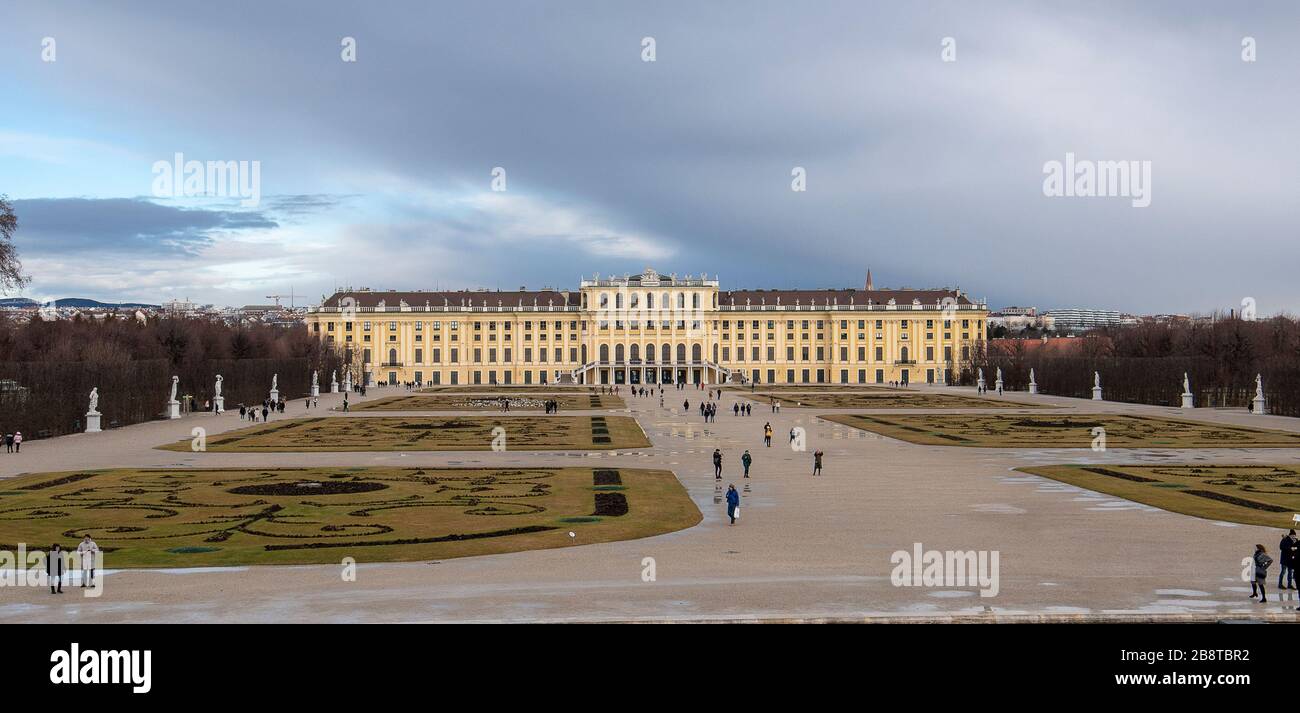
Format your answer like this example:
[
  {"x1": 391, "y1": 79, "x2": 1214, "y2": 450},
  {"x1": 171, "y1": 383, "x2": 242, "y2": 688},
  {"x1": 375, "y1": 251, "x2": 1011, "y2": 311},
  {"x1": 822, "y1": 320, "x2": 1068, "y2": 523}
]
[
  {"x1": 0, "y1": 314, "x2": 344, "y2": 437},
  {"x1": 968, "y1": 314, "x2": 1300, "y2": 417}
]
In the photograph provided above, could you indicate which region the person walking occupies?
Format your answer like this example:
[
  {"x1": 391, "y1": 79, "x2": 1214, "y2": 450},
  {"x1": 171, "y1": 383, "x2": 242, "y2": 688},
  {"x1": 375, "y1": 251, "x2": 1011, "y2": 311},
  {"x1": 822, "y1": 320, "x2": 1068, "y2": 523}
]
[
  {"x1": 712, "y1": 448, "x2": 723, "y2": 480},
  {"x1": 733, "y1": 403, "x2": 740, "y2": 417},
  {"x1": 13, "y1": 431, "x2": 21, "y2": 453},
  {"x1": 683, "y1": 399, "x2": 689, "y2": 415},
  {"x1": 741, "y1": 450, "x2": 752, "y2": 478},
  {"x1": 763, "y1": 422, "x2": 773, "y2": 447},
  {"x1": 1251, "y1": 544, "x2": 1272, "y2": 602},
  {"x1": 813, "y1": 449, "x2": 824, "y2": 476},
  {"x1": 1281, "y1": 530, "x2": 1298, "y2": 591},
  {"x1": 725, "y1": 484, "x2": 740, "y2": 526},
  {"x1": 77, "y1": 534, "x2": 98, "y2": 588},
  {"x1": 4, "y1": 432, "x2": 11, "y2": 453},
  {"x1": 47, "y1": 543, "x2": 64, "y2": 594}
]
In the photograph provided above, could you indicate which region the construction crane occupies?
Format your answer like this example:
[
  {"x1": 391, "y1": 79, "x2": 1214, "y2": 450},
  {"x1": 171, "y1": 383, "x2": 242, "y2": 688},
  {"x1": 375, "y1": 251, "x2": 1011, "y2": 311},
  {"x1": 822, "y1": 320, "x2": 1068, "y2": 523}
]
[{"x1": 264, "y1": 288, "x2": 298, "y2": 309}]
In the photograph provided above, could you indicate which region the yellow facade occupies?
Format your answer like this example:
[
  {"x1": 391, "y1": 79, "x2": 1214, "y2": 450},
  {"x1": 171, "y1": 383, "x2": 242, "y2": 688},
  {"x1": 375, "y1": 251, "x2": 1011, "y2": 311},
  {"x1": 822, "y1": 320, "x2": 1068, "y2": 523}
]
[{"x1": 304, "y1": 268, "x2": 987, "y2": 387}]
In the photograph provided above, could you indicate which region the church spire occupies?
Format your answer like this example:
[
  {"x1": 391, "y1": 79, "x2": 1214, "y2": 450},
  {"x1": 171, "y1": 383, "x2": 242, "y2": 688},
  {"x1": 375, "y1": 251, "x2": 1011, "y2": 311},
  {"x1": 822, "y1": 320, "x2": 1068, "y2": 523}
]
[{"x1": 865, "y1": 267, "x2": 874, "y2": 291}]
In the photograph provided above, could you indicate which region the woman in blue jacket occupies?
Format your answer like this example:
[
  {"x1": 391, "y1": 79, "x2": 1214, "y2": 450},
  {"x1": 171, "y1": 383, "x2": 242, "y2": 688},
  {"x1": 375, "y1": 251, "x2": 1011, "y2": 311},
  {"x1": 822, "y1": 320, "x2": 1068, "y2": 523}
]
[{"x1": 725, "y1": 484, "x2": 740, "y2": 525}]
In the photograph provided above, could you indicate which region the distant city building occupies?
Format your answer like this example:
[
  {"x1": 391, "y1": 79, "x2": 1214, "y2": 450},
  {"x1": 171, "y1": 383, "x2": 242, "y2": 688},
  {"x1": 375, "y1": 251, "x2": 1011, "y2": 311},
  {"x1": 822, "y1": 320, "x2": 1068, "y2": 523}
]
[
  {"x1": 1042, "y1": 308, "x2": 1137, "y2": 331},
  {"x1": 988, "y1": 306, "x2": 1054, "y2": 332},
  {"x1": 163, "y1": 298, "x2": 199, "y2": 316}
]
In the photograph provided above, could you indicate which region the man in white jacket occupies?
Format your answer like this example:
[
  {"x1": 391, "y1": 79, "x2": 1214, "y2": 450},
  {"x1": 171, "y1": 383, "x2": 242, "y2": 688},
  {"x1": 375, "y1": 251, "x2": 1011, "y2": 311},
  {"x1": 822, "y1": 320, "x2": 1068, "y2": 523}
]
[{"x1": 76, "y1": 534, "x2": 99, "y2": 588}]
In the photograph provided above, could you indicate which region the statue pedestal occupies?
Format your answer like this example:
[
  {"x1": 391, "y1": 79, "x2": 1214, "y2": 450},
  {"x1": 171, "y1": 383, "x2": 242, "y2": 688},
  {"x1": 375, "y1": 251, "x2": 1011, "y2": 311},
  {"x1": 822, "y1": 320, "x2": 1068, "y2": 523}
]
[
  {"x1": 364, "y1": 372, "x2": 375, "y2": 388},
  {"x1": 213, "y1": 396, "x2": 224, "y2": 413},
  {"x1": 166, "y1": 400, "x2": 181, "y2": 419},
  {"x1": 269, "y1": 389, "x2": 279, "y2": 403},
  {"x1": 330, "y1": 381, "x2": 339, "y2": 394},
  {"x1": 1028, "y1": 383, "x2": 1038, "y2": 395},
  {"x1": 311, "y1": 385, "x2": 320, "y2": 397},
  {"x1": 976, "y1": 379, "x2": 986, "y2": 392},
  {"x1": 1181, "y1": 392, "x2": 1194, "y2": 408},
  {"x1": 1091, "y1": 386, "x2": 1103, "y2": 401},
  {"x1": 994, "y1": 379, "x2": 1004, "y2": 393},
  {"x1": 1253, "y1": 395, "x2": 1266, "y2": 415},
  {"x1": 85, "y1": 412, "x2": 102, "y2": 433}
]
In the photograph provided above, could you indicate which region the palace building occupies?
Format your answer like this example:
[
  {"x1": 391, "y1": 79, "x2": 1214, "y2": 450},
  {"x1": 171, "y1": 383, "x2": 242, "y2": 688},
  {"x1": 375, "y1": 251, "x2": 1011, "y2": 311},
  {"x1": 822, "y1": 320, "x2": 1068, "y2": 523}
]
[{"x1": 304, "y1": 268, "x2": 987, "y2": 387}]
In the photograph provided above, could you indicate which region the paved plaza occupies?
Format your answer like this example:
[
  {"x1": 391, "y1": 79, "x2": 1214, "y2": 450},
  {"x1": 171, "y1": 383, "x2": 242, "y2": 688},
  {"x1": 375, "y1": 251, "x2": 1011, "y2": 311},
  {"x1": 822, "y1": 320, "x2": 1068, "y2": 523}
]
[{"x1": 4, "y1": 384, "x2": 1300, "y2": 623}]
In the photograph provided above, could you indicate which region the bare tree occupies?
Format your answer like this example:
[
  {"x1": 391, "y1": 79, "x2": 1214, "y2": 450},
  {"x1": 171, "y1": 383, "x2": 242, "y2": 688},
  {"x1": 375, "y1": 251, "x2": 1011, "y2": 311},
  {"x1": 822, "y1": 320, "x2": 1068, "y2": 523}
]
[{"x1": 0, "y1": 195, "x2": 29, "y2": 293}]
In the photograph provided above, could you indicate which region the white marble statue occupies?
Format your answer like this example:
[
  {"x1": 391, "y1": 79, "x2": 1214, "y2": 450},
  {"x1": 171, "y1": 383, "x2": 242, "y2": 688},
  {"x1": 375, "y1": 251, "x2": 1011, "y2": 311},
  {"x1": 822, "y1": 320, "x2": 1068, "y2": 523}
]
[
  {"x1": 215, "y1": 374, "x2": 224, "y2": 396},
  {"x1": 169, "y1": 375, "x2": 179, "y2": 402},
  {"x1": 332, "y1": 369, "x2": 337, "y2": 384},
  {"x1": 271, "y1": 373, "x2": 278, "y2": 391},
  {"x1": 1029, "y1": 368, "x2": 1036, "y2": 383},
  {"x1": 312, "y1": 370, "x2": 319, "y2": 387},
  {"x1": 996, "y1": 367, "x2": 1002, "y2": 381},
  {"x1": 1094, "y1": 371, "x2": 1101, "y2": 388},
  {"x1": 1183, "y1": 372, "x2": 1190, "y2": 394},
  {"x1": 978, "y1": 368, "x2": 984, "y2": 382},
  {"x1": 1256, "y1": 374, "x2": 1264, "y2": 399},
  {"x1": 88, "y1": 387, "x2": 99, "y2": 414}
]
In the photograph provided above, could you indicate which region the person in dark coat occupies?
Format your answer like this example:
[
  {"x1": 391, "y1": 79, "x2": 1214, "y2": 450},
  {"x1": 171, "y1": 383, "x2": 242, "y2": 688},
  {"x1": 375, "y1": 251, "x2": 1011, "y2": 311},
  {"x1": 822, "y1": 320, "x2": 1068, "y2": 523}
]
[
  {"x1": 725, "y1": 484, "x2": 740, "y2": 525},
  {"x1": 741, "y1": 450, "x2": 753, "y2": 478},
  {"x1": 712, "y1": 449, "x2": 723, "y2": 480},
  {"x1": 47, "y1": 543, "x2": 64, "y2": 594},
  {"x1": 1279, "y1": 530, "x2": 1297, "y2": 590},
  {"x1": 1251, "y1": 544, "x2": 1272, "y2": 602}
]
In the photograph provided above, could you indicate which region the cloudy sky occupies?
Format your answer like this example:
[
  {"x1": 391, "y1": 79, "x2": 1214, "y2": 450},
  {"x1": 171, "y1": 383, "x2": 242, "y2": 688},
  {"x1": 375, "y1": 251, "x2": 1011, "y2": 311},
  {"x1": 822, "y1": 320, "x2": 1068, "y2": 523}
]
[{"x1": 1, "y1": 1, "x2": 1296, "y2": 313}]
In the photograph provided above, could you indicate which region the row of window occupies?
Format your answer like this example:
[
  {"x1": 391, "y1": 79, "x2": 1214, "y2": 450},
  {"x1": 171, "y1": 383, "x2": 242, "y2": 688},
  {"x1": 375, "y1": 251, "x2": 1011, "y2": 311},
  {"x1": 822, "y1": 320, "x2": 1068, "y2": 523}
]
[
  {"x1": 383, "y1": 367, "x2": 947, "y2": 387},
  {"x1": 360, "y1": 343, "x2": 971, "y2": 366}
]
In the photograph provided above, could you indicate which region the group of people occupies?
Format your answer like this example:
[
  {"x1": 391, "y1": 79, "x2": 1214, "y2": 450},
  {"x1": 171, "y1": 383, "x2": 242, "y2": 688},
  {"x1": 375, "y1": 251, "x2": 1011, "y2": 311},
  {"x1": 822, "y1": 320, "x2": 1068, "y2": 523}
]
[
  {"x1": 43, "y1": 535, "x2": 99, "y2": 593},
  {"x1": 693, "y1": 400, "x2": 722, "y2": 422},
  {"x1": 1251, "y1": 530, "x2": 1300, "y2": 606},
  {"x1": 238, "y1": 398, "x2": 285, "y2": 422},
  {"x1": 3, "y1": 431, "x2": 21, "y2": 453},
  {"x1": 542, "y1": 399, "x2": 562, "y2": 414}
]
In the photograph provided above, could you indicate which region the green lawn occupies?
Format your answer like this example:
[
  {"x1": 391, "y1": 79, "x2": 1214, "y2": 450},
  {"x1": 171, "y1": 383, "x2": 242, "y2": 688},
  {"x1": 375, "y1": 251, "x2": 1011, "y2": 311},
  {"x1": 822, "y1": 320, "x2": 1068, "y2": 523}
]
[
  {"x1": 1018, "y1": 464, "x2": 1300, "y2": 527},
  {"x1": 822, "y1": 413, "x2": 1300, "y2": 448},
  {"x1": 159, "y1": 415, "x2": 650, "y2": 452},
  {"x1": 0, "y1": 466, "x2": 700, "y2": 567}
]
